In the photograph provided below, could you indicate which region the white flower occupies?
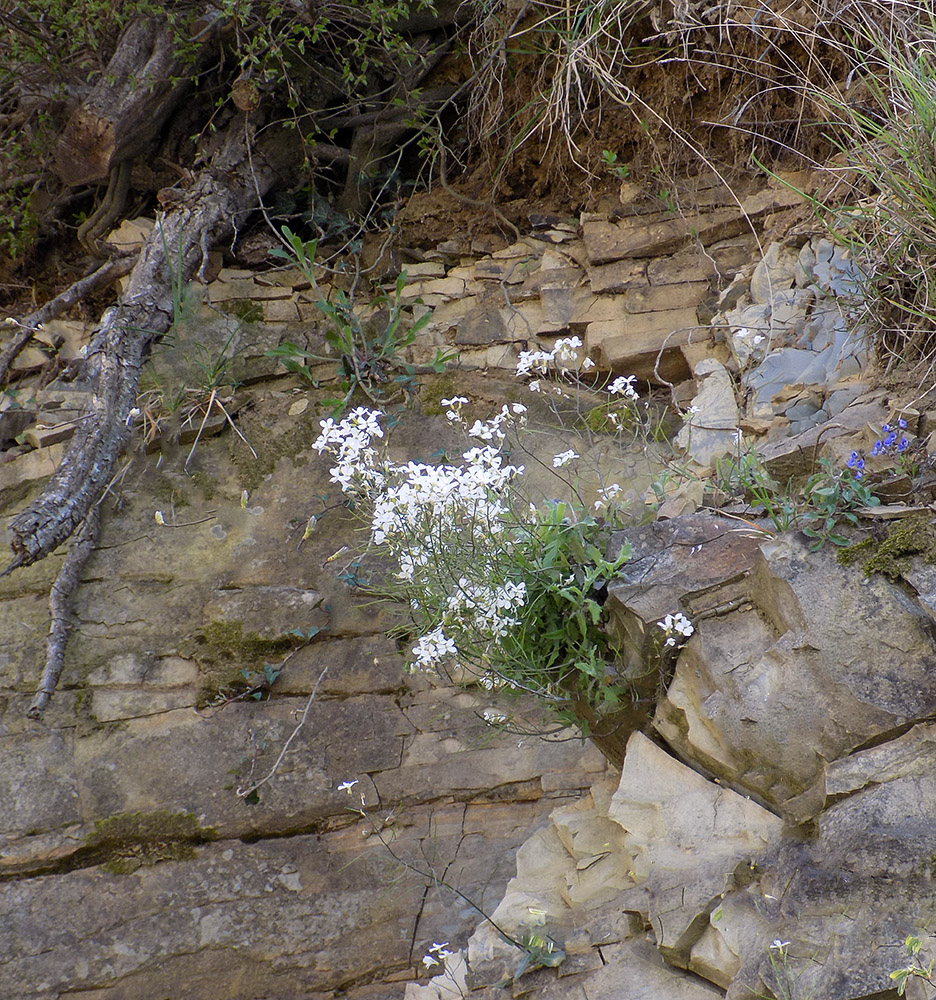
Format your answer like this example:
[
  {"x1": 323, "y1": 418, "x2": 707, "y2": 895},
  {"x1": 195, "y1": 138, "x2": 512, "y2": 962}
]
[
  {"x1": 582, "y1": 357, "x2": 596, "y2": 370},
  {"x1": 424, "y1": 941, "x2": 453, "y2": 967},
  {"x1": 657, "y1": 612, "x2": 693, "y2": 644},
  {"x1": 516, "y1": 348, "x2": 555, "y2": 376},
  {"x1": 554, "y1": 336, "x2": 583, "y2": 362},
  {"x1": 594, "y1": 482, "x2": 622, "y2": 511},
  {"x1": 412, "y1": 627, "x2": 457, "y2": 666},
  {"x1": 440, "y1": 396, "x2": 469, "y2": 407},
  {"x1": 511, "y1": 403, "x2": 527, "y2": 414},
  {"x1": 528, "y1": 380, "x2": 541, "y2": 392},
  {"x1": 553, "y1": 449, "x2": 579, "y2": 468},
  {"x1": 608, "y1": 375, "x2": 638, "y2": 400},
  {"x1": 482, "y1": 709, "x2": 508, "y2": 724},
  {"x1": 337, "y1": 779, "x2": 359, "y2": 793},
  {"x1": 467, "y1": 419, "x2": 504, "y2": 442},
  {"x1": 770, "y1": 940, "x2": 790, "y2": 952},
  {"x1": 154, "y1": 510, "x2": 166, "y2": 525}
]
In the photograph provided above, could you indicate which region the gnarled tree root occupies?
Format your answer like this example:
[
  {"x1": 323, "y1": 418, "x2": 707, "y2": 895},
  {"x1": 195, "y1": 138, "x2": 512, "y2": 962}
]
[
  {"x1": 4, "y1": 112, "x2": 297, "y2": 579},
  {"x1": 0, "y1": 256, "x2": 136, "y2": 388},
  {"x1": 26, "y1": 503, "x2": 101, "y2": 720},
  {"x1": 7, "y1": 115, "x2": 298, "y2": 714}
]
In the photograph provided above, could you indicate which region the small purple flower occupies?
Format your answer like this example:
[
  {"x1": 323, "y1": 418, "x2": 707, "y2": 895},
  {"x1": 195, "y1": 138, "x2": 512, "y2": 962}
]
[
  {"x1": 882, "y1": 423, "x2": 892, "y2": 434},
  {"x1": 872, "y1": 440, "x2": 884, "y2": 457},
  {"x1": 898, "y1": 437, "x2": 909, "y2": 452},
  {"x1": 847, "y1": 451, "x2": 860, "y2": 468},
  {"x1": 884, "y1": 431, "x2": 898, "y2": 448},
  {"x1": 898, "y1": 417, "x2": 908, "y2": 430}
]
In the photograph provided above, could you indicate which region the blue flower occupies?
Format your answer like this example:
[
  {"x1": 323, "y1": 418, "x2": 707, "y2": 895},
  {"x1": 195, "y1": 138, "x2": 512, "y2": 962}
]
[
  {"x1": 898, "y1": 417, "x2": 908, "y2": 430},
  {"x1": 884, "y1": 431, "x2": 898, "y2": 448},
  {"x1": 898, "y1": 437, "x2": 909, "y2": 452},
  {"x1": 882, "y1": 423, "x2": 892, "y2": 434},
  {"x1": 872, "y1": 440, "x2": 884, "y2": 456},
  {"x1": 847, "y1": 451, "x2": 860, "y2": 468}
]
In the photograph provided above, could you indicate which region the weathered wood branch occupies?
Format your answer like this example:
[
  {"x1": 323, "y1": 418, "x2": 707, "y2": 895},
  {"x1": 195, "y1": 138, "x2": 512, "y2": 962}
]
[
  {"x1": 3, "y1": 113, "x2": 300, "y2": 577},
  {"x1": 0, "y1": 256, "x2": 136, "y2": 387}
]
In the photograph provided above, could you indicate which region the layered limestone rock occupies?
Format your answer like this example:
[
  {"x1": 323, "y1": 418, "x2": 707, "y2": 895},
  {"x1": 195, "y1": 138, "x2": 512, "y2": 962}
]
[
  {"x1": 437, "y1": 514, "x2": 936, "y2": 1000},
  {"x1": 5, "y1": 176, "x2": 936, "y2": 1000},
  {"x1": 0, "y1": 386, "x2": 611, "y2": 1000}
]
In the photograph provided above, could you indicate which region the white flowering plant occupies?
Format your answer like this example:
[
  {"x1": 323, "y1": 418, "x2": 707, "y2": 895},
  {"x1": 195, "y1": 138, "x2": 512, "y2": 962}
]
[{"x1": 311, "y1": 380, "x2": 639, "y2": 722}]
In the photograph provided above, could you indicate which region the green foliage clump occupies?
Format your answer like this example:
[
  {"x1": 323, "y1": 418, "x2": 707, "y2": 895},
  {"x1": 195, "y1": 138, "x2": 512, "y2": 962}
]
[
  {"x1": 266, "y1": 227, "x2": 455, "y2": 413},
  {"x1": 711, "y1": 445, "x2": 879, "y2": 549}
]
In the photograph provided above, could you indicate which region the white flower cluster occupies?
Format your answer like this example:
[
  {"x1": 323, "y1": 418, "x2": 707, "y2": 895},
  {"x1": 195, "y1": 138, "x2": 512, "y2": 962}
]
[
  {"x1": 552, "y1": 449, "x2": 579, "y2": 468},
  {"x1": 412, "y1": 626, "x2": 457, "y2": 667},
  {"x1": 313, "y1": 407, "x2": 386, "y2": 493},
  {"x1": 422, "y1": 941, "x2": 454, "y2": 969},
  {"x1": 312, "y1": 405, "x2": 530, "y2": 670},
  {"x1": 593, "y1": 482, "x2": 622, "y2": 511},
  {"x1": 515, "y1": 336, "x2": 586, "y2": 377},
  {"x1": 447, "y1": 578, "x2": 527, "y2": 638},
  {"x1": 657, "y1": 612, "x2": 694, "y2": 647},
  {"x1": 608, "y1": 375, "x2": 639, "y2": 400}
]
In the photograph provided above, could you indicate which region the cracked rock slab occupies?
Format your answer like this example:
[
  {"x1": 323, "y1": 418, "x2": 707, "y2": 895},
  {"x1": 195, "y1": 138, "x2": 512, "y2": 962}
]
[
  {"x1": 608, "y1": 732, "x2": 781, "y2": 963},
  {"x1": 654, "y1": 531, "x2": 936, "y2": 809}
]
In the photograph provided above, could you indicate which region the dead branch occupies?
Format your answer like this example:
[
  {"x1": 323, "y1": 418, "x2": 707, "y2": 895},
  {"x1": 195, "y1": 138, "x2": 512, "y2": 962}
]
[
  {"x1": 2, "y1": 113, "x2": 300, "y2": 577},
  {"x1": 0, "y1": 256, "x2": 136, "y2": 387},
  {"x1": 235, "y1": 667, "x2": 329, "y2": 800}
]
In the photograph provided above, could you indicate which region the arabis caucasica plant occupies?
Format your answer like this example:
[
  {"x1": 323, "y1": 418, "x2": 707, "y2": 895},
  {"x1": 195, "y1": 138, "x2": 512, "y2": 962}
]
[{"x1": 312, "y1": 339, "x2": 642, "y2": 723}]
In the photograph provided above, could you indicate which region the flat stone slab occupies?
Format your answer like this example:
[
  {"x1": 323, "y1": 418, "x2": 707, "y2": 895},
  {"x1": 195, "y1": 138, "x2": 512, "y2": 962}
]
[{"x1": 583, "y1": 209, "x2": 749, "y2": 264}]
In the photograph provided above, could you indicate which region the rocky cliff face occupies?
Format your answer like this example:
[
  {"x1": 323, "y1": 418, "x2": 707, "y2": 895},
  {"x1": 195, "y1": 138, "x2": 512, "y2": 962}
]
[
  {"x1": 3, "y1": 179, "x2": 934, "y2": 999},
  {"x1": 414, "y1": 522, "x2": 936, "y2": 1000}
]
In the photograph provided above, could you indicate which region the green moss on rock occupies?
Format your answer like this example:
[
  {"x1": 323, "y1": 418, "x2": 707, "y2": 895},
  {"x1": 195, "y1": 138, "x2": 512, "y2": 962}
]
[
  {"x1": 184, "y1": 619, "x2": 294, "y2": 704},
  {"x1": 838, "y1": 514, "x2": 936, "y2": 579},
  {"x1": 84, "y1": 810, "x2": 216, "y2": 874},
  {"x1": 837, "y1": 537, "x2": 874, "y2": 568},
  {"x1": 222, "y1": 299, "x2": 264, "y2": 324},
  {"x1": 418, "y1": 371, "x2": 459, "y2": 417},
  {"x1": 863, "y1": 513, "x2": 936, "y2": 580}
]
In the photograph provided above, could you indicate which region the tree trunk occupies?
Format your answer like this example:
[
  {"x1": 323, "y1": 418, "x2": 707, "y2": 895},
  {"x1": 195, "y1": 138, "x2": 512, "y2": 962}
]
[{"x1": 54, "y1": 14, "x2": 221, "y2": 185}]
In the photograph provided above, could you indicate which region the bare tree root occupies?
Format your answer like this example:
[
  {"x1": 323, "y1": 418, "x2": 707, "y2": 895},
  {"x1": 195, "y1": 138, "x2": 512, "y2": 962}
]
[
  {"x1": 26, "y1": 503, "x2": 101, "y2": 720},
  {"x1": 0, "y1": 256, "x2": 137, "y2": 387},
  {"x1": 2, "y1": 113, "x2": 299, "y2": 577}
]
